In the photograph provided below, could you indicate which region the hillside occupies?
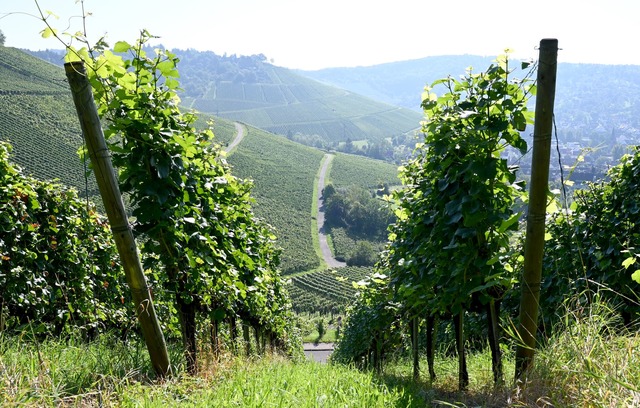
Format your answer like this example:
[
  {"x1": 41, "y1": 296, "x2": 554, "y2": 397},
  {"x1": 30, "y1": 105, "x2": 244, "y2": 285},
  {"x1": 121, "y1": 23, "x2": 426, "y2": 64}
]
[
  {"x1": 25, "y1": 48, "x2": 423, "y2": 148},
  {"x1": 0, "y1": 46, "x2": 402, "y2": 277},
  {"x1": 174, "y1": 49, "x2": 422, "y2": 146},
  {"x1": 299, "y1": 55, "x2": 494, "y2": 111},
  {"x1": 300, "y1": 55, "x2": 640, "y2": 142},
  {"x1": 0, "y1": 46, "x2": 238, "y2": 195},
  {"x1": 0, "y1": 46, "x2": 91, "y2": 195},
  {"x1": 225, "y1": 125, "x2": 325, "y2": 274}
]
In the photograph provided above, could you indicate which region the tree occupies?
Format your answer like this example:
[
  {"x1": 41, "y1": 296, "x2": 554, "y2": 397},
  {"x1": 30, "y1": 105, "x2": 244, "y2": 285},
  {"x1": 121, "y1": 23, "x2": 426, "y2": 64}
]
[
  {"x1": 380, "y1": 54, "x2": 534, "y2": 388},
  {"x1": 61, "y1": 31, "x2": 298, "y2": 373},
  {"x1": 0, "y1": 29, "x2": 5, "y2": 46}
]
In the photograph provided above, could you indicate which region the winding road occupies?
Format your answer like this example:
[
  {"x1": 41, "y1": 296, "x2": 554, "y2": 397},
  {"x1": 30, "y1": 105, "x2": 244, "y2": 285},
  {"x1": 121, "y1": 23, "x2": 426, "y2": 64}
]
[
  {"x1": 224, "y1": 122, "x2": 245, "y2": 153},
  {"x1": 316, "y1": 154, "x2": 346, "y2": 268},
  {"x1": 225, "y1": 123, "x2": 344, "y2": 269}
]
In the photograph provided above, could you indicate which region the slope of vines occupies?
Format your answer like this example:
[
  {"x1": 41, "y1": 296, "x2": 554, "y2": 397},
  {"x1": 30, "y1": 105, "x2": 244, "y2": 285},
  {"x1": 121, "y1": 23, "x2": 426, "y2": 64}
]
[
  {"x1": 328, "y1": 152, "x2": 401, "y2": 189},
  {"x1": 226, "y1": 126, "x2": 324, "y2": 274},
  {"x1": 289, "y1": 267, "x2": 372, "y2": 313}
]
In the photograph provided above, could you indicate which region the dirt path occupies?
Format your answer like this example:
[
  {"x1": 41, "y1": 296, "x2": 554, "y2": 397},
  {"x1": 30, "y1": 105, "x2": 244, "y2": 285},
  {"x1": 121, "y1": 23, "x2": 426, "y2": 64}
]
[
  {"x1": 316, "y1": 154, "x2": 346, "y2": 268},
  {"x1": 224, "y1": 122, "x2": 245, "y2": 153}
]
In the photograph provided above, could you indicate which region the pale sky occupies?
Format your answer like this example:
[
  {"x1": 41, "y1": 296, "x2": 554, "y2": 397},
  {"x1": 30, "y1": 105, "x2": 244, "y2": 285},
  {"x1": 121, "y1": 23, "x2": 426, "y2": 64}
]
[{"x1": 1, "y1": 0, "x2": 639, "y2": 70}]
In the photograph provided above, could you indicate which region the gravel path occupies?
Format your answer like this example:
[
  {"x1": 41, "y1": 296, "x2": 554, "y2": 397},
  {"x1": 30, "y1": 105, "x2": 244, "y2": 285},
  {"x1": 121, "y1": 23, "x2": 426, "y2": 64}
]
[
  {"x1": 224, "y1": 122, "x2": 245, "y2": 153},
  {"x1": 316, "y1": 154, "x2": 346, "y2": 268}
]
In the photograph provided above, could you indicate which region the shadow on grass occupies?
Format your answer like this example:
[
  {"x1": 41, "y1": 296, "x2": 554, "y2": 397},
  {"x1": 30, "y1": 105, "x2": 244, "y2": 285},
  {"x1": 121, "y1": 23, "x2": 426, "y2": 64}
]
[{"x1": 373, "y1": 370, "x2": 519, "y2": 408}]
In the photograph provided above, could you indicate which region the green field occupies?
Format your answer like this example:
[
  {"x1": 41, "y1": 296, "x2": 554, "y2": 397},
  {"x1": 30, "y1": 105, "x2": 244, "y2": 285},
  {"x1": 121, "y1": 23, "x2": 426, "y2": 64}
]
[{"x1": 328, "y1": 152, "x2": 401, "y2": 189}]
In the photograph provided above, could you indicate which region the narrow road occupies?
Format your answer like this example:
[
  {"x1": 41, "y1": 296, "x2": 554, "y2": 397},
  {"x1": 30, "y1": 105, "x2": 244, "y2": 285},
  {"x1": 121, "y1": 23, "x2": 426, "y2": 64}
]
[
  {"x1": 316, "y1": 154, "x2": 346, "y2": 268},
  {"x1": 303, "y1": 343, "x2": 334, "y2": 363},
  {"x1": 224, "y1": 122, "x2": 245, "y2": 153}
]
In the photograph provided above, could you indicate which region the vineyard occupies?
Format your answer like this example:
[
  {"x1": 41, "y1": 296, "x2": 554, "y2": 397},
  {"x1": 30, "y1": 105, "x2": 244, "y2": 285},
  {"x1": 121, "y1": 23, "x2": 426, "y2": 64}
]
[
  {"x1": 0, "y1": 47, "x2": 93, "y2": 197},
  {"x1": 328, "y1": 152, "x2": 401, "y2": 189},
  {"x1": 289, "y1": 267, "x2": 372, "y2": 314},
  {"x1": 226, "y1": 125, "x2": 325, "y2": 274},
  {"x1": 171, "y1": 49, "x2": 422, "y2": 144},
  {"x1": 0, "y1": 46, "x2": 238, "y2": 199}
]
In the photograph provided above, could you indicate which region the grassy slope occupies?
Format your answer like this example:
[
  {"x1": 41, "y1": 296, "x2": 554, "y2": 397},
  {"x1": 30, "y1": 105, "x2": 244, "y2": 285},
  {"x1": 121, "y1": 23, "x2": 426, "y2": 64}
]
[{"x1": 5, "y1": 303, "x2": 638, "y2": 408}]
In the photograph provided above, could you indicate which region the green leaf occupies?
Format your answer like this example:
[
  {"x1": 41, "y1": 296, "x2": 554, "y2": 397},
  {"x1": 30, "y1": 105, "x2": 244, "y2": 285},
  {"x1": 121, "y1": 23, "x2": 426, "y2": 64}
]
[
  {"x1": 632, "y1": 270, "x2": 640, "y2": 284},
  {"x1": 40, "y1": 27, "x2": 56, "y2": 39},
  {"x1": 498, "y1": 212, "x2": 521, "y2": 233},
  {"x1": 113, "y1": 41, "x2": 131, "y2": 53},
  {"x1": 622, "y1": 256, "x2": 636, "y2": 269}
]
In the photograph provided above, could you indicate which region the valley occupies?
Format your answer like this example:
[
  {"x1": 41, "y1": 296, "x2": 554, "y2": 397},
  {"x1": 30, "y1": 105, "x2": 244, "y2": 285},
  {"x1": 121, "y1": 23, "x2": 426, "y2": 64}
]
[{"x1": 2, "y1": 40, "x2": 640, "y2": 406}]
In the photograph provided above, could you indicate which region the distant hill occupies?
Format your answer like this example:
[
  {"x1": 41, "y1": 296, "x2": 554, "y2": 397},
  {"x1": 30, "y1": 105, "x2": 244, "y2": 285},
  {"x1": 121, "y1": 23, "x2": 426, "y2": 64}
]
[
  {"x1": 24, "y1": 48, "x2": 423, "y2": 147},
  {"x1": 299, "y1": 55, "x2": 640, "y2": 142},
  {"x1": 299, "y1": 55, "x2": 494, "y2": 111},
  {"x1": 173, "y1": 50, "x2": 422, "y2": 145}
]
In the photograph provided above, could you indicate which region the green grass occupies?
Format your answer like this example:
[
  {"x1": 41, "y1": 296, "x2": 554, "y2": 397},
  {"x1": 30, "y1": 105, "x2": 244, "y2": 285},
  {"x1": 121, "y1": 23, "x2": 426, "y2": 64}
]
[
  {"x1": 2, "y1": 299, "x2": 639, "y2": 407},
  {"x1": 0, "y1": 333, "x2": 417, "y2": 407},
  {"x1": 521, "y1": 297, "x2": 640, "y2": 407},
  {"x1": 302, "y1": 328, "x2": 338, "y2": 343}
]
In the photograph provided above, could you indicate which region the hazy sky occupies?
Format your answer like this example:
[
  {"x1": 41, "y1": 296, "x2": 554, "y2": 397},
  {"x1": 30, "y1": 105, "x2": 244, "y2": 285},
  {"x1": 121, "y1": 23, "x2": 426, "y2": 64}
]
[{"x1": 1, "y1": 0, "x2": 639, "y2": 70}]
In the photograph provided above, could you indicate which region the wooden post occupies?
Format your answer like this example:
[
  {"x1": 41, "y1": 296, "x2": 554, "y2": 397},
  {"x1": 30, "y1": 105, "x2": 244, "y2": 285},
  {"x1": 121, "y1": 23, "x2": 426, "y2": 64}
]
[
  {"x1": 515, "y1": 39, "x2": 559, "y2": 380},
  {"x1": 64, "y1": 61, "x2": 171, "y2": 377},
  {"x1": 410, "y1": 316, "x2": 419, "y2": 381}
]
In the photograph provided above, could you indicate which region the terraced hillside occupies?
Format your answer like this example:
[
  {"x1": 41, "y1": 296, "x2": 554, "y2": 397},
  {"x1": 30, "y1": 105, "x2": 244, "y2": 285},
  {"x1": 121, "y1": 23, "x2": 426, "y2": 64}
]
[
  {"x1": 172, "y1": 50, "x2": 423, "y2": 145},
  {"x1": 328, "y1": 153, "x2": 400, "y2": 189},
  {"x1": 0, "y1": 47, "x2": 238, "y2": 195},
  {"x1": 288, "y1": 266, "x2": 372, "y2": 314},
  {"x1": 0, "y1": 46, "x2": 90, "y2": 195}
]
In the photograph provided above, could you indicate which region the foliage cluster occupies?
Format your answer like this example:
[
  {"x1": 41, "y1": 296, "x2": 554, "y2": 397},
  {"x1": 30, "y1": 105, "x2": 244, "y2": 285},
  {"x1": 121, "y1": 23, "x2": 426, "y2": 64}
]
[
  {"x1": 0, "y1": 142, "x2": 128, "y2": 334},
  {"x1": 323, "y1": 184, "x2": 394, "y2": 240},
  {"x1": 336, "y1": 55, "x2": 535, "y2": 386},
  {"x1": 61, "y1": 29, "x2": 298, "y2": 370},
  {"x1": 535, "y1": 146, "x2": 640, "y2": 330},
  {"x1": 328, "y1": 227, "x2": 384, "y2": 267}
]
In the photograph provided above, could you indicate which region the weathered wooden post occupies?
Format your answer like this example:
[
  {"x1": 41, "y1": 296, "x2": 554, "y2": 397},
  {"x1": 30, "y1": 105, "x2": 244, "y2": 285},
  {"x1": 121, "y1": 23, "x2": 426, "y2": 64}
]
[
  {"x1": 515, "y1": 38, "x2": 559, "y2": 380},
  {"x1": 64, "y1": 61, "x2": 171, "y2": 377}
]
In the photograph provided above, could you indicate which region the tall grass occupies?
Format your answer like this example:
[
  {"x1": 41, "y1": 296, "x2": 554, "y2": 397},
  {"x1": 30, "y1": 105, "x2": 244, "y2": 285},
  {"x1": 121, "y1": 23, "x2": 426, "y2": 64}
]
[
  {"x1": 0, "y1": 332, "x2": 417, "y2": 407},
  {"x1": 519, "y1": 297, "x2": 640, "y2": 407},
  {"x1": 1, "y1": 296, "x2": 638, "y2": 407}
]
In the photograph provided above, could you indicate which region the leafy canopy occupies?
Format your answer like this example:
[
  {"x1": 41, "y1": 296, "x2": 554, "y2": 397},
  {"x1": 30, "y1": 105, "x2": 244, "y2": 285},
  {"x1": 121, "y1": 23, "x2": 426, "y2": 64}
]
[{"x1": 383, "y1": 54, "x2": 535, "y2": 316}]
